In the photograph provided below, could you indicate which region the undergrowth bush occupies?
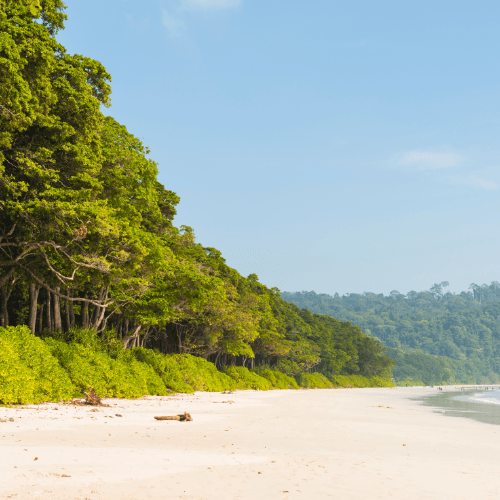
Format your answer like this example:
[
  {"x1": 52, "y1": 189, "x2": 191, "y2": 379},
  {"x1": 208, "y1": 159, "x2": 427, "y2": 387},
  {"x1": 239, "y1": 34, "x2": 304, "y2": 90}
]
[
  {"x1": 295, "y1": 372, "x2": 333, "y2": 388},
  {"x1": 369, "y1": 376, "x2": 395, "y2": 387},
  {"x1": 0, "y1": 326, "x2": 73, "y2": 404},
  {"x1": 224, "y1": 366, "x2": 272, "y2": 390},
  {"x1": 274, "y1": 359, "x2": 302, "y2": 376},
  {"x1": 395, "y1": 378, "x2": 426, "y2": 387},
  {"x1": 44, "y1": 338, "x2": 167, "y2": 398},
  {"x1": 131, "y1": 348, "x2": 236, "y2": 393},
  {"x1": 328, "y1": 374, "x2": 396, "y2": 387},
  {"x1": 0, "y1": 327, "x2": 395, "y2": 404},
  {"x1": 251, "y1": 366, "x2": 299, "y2": 389}
]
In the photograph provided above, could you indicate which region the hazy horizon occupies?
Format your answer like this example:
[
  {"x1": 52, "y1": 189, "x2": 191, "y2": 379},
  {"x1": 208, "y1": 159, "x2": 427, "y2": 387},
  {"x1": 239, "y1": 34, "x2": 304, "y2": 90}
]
[{"x1": 282, "y1": 282, "x2": 486, "y2": 298}]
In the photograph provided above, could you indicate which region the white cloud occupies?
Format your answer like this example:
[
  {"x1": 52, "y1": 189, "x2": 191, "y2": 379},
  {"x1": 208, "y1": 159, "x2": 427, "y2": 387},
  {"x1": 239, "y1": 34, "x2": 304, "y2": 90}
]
[
  {"x1": 161, "y1": 0, "x2": 240, "y2": 39},
  {"x1": 181, "y1": 0, "x2": 241, "y2": 10},
  {"x1": 161, "y1": 8, "x2": 187, "y2": 38},
  {"x1": 398, "y1": 151, "x2": 463, "y2": 170},
  {"x1": 450, "y1": 175, "x2": 498, "y2": 191}
]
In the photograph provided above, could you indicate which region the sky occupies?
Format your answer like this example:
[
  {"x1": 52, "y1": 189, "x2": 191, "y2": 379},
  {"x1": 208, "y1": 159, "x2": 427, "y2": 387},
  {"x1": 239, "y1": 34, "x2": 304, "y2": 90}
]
[{"x1": 58, "y1": 0, "x2": 500, "y2": 297}]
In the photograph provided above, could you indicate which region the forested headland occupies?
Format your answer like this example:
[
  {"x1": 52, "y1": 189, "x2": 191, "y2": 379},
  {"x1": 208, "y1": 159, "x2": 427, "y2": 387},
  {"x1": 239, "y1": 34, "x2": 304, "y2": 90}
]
[
  {"x1": 0, "y1": 1, "x2": 395, "y2": 404},
  {"x1": 283, "y1": 282, "x2": 500, "y2": 385}
]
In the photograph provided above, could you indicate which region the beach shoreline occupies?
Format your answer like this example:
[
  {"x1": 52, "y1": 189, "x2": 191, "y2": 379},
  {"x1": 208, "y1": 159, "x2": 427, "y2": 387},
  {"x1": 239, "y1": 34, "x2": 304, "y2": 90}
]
[{"x1": 2, "y1": 386, "x2": 500, "y2": 499}]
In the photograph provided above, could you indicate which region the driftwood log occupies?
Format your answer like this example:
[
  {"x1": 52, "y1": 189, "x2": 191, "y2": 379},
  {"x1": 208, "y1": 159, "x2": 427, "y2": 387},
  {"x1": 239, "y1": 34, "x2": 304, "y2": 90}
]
[{"x1": 154, "y1": 412, "x2": 192, "y2": 422}]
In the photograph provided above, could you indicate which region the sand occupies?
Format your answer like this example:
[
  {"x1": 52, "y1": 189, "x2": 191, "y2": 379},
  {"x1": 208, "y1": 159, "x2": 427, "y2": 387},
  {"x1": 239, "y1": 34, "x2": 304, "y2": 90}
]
[{"x1": 1, "y1": 386, "x2": 500, "y2": 499}]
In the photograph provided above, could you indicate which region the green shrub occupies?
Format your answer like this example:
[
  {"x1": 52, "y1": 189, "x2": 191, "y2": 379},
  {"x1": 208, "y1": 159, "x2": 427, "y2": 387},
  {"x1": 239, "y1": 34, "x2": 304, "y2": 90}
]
[
  {"x1": 275, "y1": 359, "x2": 302, "y2": 376},
  {"x1": 295, "y1": 372, "x2": 333, "y2": 388},
  {"x1": 251, "y1": 366, "x2": 299, "y2": 389},
  {"x1": 328, "y1": 374, "x2": 353, "y2": 387},
  {"x1": 44, "y1": 338, "x2": 167, "y2": 398},
  {"x1": 330, "y1": 374, "x2": 369, "y2": 388},
  {"x1": 0, "y1": 325, "x2": 396, "y2": 405},
  {"x1": 132, "y1": 348, "x2": 235, "y2": 393},
  {"x1": 369, "y1": 376, "x2": 395, "y2": 387},
  {"x1": 224, "y1": 366, "x2": 272, "y2": 390},
  {"x1": 328, "y1": 374, "x2": 395, "y2": 387},
  {"x1": 395, "y1": 378, "x2": 426, "y2": 387},
  {"x1": 0, "y1": 326, "x2": 73, "y2": 404},
  {"x1": 108, "y1": 348, "x2": 167, "y2": 395}
]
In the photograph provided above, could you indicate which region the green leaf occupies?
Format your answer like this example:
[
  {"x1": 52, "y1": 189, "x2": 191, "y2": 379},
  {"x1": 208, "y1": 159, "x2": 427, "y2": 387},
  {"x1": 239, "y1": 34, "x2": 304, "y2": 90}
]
[{"x1": 29, "y1": 0, "x2": 41, "y2": 17}]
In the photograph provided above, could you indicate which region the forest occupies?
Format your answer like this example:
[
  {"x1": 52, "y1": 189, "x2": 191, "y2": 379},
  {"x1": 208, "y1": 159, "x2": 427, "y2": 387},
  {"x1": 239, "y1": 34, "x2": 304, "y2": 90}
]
[
  {"x1": 282, "y1": 281, "x2": 500, "y2": 385},
  {"x1": 0, "y1": 1, "x2": 396, "y2": 403}
]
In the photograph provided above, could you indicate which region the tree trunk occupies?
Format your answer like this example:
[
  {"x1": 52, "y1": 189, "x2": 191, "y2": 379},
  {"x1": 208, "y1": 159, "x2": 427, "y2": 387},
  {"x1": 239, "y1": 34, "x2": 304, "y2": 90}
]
[
  {"x1": 176, "y1": 325, "x2": 183, "y2": 353},
  {"x1": 142, "y1": 326, "x2": 151, "y2": 348},
  {"x1": 98, "y1": 313, "x2": 108, "y2": 333},
  {"x1": 53, "y1": 286, "x2": 62, "y2": 331},
  {"x1": 28, "y1": 284, "x2": 40, "y2": 335},
  {"x1": 0, "y1": 267, "x2": 14, "y2": 291},
  {"x1": 116, "y1": 319, "x2": 122, "y2": 339},
  {"x1": 81, "y1": 290, "x2": 89, "y2": 328},
  {"x1": 0, "y1": 286, "x2": 9, "y2": 328},
  {"x1": 95, "y1": 307, "x2": 106, "y2": 332},
  {"x1": 90, "y1": 287, "x2": 103, "y2": 327},
  {"x1": 39, "y1": 303, "x2": 44, "y2": 334},
  {"x1": 65, "y1": 289, "x2": 70, "y2": 332},
  {"x1": 122, "y1": 325, "x2": 141, "y2": 349},
  {"x1": 69, "y1": 288, "x2": 75, "y2": 328},
  {"x1": 88, "y1": 304, "x2": 94, "y2": 327},
  {"x1": 94, "y1": 287, "x2": 108, "y2": 331},
  {"x1": 45, "y1": 290, "x2": 52, "y2": 331}
]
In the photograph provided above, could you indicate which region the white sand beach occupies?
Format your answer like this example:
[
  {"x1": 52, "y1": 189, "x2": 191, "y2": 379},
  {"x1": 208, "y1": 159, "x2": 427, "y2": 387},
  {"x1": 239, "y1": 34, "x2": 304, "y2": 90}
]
[{"x1": 1, "y1": 386, "x2": 500, "y2": 500}]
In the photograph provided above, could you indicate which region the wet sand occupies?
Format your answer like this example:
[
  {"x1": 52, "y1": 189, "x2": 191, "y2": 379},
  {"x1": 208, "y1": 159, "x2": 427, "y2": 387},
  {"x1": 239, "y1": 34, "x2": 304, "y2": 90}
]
[{"x1": 1, "y1": 386, "x2": 500, "y2": 499}]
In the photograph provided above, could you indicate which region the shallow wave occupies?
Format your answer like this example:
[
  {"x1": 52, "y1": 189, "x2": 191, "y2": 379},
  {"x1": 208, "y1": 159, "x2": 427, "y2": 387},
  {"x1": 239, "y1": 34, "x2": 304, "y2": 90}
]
[{"x1": 460, "y1": 393, "x2": 500, "y2": 406}]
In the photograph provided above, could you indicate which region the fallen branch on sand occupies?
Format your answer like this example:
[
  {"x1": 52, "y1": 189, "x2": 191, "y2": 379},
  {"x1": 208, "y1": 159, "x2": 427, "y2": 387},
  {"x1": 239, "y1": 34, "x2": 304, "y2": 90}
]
[
  {"x1": 84, "y1": 387, "x2": 102, "y2": 405},
  {"x1": 154, "y1": 412, "x2": 193, "y2": 422},
  {"x1": 68, "y1": 388, "x2": 110, "y2": 407}
]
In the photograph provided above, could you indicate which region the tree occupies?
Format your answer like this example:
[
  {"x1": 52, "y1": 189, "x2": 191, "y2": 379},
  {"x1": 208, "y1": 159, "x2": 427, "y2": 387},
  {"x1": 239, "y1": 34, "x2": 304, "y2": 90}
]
[{"x1": 0, "y1": 0, "x2": 112, "y2": 315}]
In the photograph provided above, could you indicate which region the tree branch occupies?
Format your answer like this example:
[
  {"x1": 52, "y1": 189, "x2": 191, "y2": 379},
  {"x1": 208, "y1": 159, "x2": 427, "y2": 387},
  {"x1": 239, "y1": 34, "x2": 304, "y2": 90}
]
[{"x1": 19, "y1": 264, "x2": 115, "y2": 308}]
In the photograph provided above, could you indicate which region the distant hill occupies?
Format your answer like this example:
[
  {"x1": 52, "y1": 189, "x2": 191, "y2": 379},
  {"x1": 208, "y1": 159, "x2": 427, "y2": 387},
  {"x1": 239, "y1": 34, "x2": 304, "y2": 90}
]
[{"x1": 282, "y1": 282, "x2": 500, "y2": 385}]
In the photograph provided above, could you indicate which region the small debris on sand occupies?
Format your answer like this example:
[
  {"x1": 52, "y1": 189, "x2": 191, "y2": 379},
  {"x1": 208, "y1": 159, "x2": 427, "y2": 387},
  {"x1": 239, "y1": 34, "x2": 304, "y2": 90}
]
[
  {"x1": 69, "y1": 388, "x2": 111, "y2": 407},
  {"x1": 154, "y1": 412, "x2": 192, "y2": 422}
]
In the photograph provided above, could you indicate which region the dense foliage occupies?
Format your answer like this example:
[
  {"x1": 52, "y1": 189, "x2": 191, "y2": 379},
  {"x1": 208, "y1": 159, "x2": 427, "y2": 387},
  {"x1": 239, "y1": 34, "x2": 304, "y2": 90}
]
[
  {"x1": 283, "y1": 282, "x2": 500, "y2": 384},
  {"x1": 0, "y1": 0, "x2": 395, "y2": 397},
  {"x1": 0, "y1": 326, "x2": 393, "y2": 404}
]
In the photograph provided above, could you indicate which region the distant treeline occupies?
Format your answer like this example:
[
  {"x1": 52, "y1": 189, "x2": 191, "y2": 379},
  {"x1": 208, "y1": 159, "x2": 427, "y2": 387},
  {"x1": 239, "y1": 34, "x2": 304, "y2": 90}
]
[{"x1": 282, "y1": 282, "x2": 500, "y2": 385}]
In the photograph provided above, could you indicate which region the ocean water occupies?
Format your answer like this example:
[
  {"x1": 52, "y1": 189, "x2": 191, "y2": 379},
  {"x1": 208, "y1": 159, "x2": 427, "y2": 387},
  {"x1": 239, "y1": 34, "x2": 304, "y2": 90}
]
[{"x1": 413, "y1": 386, "x2": 500, "y2": 427}]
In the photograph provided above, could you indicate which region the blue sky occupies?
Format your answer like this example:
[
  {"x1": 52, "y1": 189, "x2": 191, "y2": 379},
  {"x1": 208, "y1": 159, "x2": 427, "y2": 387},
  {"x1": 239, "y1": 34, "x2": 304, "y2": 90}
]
[{"x1": 59, "y1": 0, "x2": 500, "y2": 296}]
